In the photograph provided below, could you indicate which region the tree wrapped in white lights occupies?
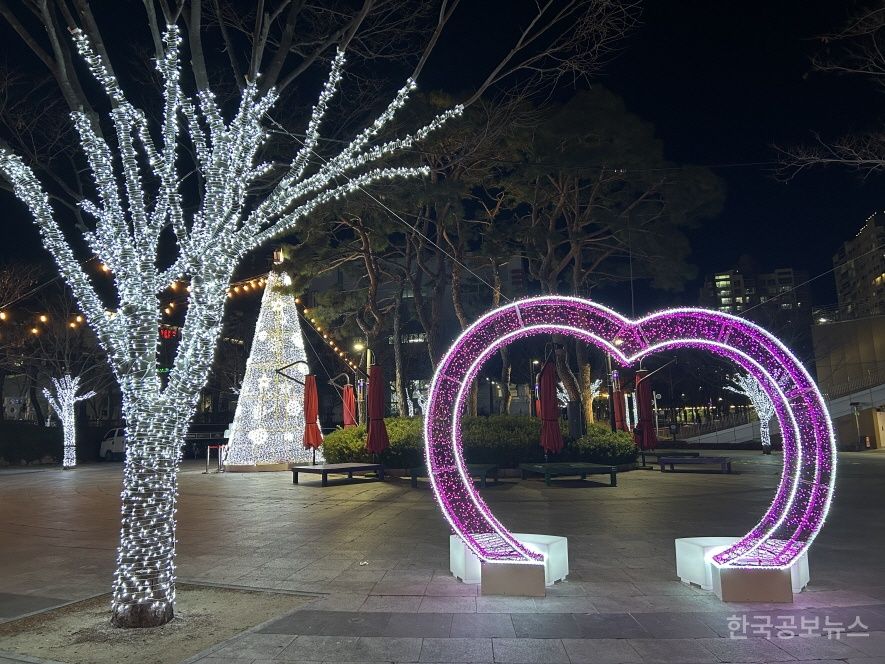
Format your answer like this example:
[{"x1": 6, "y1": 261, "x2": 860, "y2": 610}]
[
  {"x1": 0, "y1": 25, "x2": 459, "y2": 627},
  {"x1": 43, "y1": 374, "x2": 96, "y2": 469},
  {"x1": 227, "y1": 272, "x2": 323, "y2": 465},
  {"x1": 726, "y1": 373, "x2": 776, "y2": 451}
]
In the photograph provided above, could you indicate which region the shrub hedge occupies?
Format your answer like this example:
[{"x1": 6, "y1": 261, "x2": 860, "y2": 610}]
[
  {"x1": 322, "y1": 415, "x2": 637, "y2": 468},
  {"x1": 568, "y1": 423, "x2": 638, "y2": 465}
]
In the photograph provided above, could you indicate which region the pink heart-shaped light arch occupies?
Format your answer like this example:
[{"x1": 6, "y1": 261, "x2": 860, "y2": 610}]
[{"x1": 424, "y1": 296, "x2": 836, "y2": 570}]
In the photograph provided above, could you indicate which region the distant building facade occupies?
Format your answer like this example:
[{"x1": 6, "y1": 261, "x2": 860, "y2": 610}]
[
  {"x1": 700, "y1": 266, "x2": 811, "y2": 316},
  {"x1": 832, "y1": 212, "x2": 885, "y2": 319},
  {"x1": 700, "y1": 264, "x2": 814, "y2": 364}
]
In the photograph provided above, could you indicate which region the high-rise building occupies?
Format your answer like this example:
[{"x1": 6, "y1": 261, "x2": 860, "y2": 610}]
[
  {"x1": 700, "y1": 266, "x2": 810, "y2": 316},
  {"x1": 832, "y1": 212, "x2": 885, "y2": 319}
]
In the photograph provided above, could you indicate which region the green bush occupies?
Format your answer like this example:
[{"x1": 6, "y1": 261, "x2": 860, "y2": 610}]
[
  {"x1": 569, "y1": 423, "x2": 638, "y2": 465},
  {"x1": 323, "y1": 417, "x2": 424, "y2": 468},
  {"x1": 323, "y1": 415, "x2": 575, "y2": 468}
]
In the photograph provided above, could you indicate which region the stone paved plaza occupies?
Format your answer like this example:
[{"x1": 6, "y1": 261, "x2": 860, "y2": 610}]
[{"x1": 1, "y1": 450, "x2": 885, "y2": 663}]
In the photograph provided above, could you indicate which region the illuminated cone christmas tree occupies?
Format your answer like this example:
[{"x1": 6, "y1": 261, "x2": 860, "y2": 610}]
[{"x1": 226, "y1": 271, "x2": 324, "y2": 465}]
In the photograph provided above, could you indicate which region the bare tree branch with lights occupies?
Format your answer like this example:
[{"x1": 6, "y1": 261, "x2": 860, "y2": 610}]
[
  {"x1": 43, "y1": 374, "x2": 96, "y2": 468},
  {"x1": 725, "y1": 373, "x2": 776, "y2": 452},
  {"x1": 0, "y1": 20, "x2": 459, "y2": 628}
]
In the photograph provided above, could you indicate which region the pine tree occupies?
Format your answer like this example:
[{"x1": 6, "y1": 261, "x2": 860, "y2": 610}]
[{"x1": 227, "y1": 272, "x2": 323, "y2": 465}]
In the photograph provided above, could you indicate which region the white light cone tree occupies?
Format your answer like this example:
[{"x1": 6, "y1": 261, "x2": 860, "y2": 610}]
[
  {"x1": 43, "y1": 374, "x2": 96, "y2": 469},
  {"x1": 0, "y1": 25, "x2": 459, "y2": 627},
  {"x1": 226, "y1": 271, "x2": 323, "y2": 465},
  {"x1": 726, "y1": 373, "x2": 776, "y2": 450}
]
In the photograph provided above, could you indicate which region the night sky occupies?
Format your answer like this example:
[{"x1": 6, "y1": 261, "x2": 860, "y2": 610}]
[
  {"x1": 432, "y1": 0, "x2": 882, "y2": 308},
  {"x1": 2, "y1": 1, "x2": 881, "y2": 310}
]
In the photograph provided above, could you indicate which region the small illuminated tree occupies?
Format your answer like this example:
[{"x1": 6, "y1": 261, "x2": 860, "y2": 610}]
[
  {"x1": 726, "y1": 373, "x2": 776, "y2": 452},
  {"x1": 43, "y1": 374, "x2": 96, "y2": 469},
  {"x1": 0, "y1": 26, "x2": 458, "y2": 627}
]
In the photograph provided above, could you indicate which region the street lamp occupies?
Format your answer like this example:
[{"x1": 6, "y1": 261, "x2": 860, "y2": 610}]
[{"x1": 528, "y1": 359, "x2": 540, "y2": 415}]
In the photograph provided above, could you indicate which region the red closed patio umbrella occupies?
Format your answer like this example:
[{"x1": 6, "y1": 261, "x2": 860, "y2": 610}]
[
  {"x1": 634, "y1": 369, "x2": 658, "y2": 452},
  {"x1": 366, "y1": 364, "x2": 389, "y2": 455},
  {"x1": 342, "y1": 383, "x2": 357, "y2": 427},
  {"x1": 539, "y1": 362, "x2": 564, "y2": 456},
  {"x1": 303, "y1": 375, "x2": 323, "y2": 464}
]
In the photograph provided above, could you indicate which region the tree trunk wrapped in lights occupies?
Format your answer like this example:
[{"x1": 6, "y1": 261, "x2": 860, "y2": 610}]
[
  {"x1": 0, "y1": 26, "x2": 459, "y2": 628},
  {"x1": 43, "y1": 374, "x2": 96, "y2": 469},
  {"x1": 726, "y1": 373, "x2": 776, "y2": 451}
]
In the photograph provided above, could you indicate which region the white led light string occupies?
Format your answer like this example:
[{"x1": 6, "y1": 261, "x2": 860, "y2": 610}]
[
  {"x1": 43, "y1": 375, "x2": 96, "y2": 469},
  {"x1": 0, "y1": 23, "x2": 458, "y2": 626}
]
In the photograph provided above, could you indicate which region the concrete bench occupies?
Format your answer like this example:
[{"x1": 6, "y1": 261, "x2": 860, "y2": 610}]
[
  {"x1": 520, "y1": 462, "x2": 618, "y2": 487},
  {"x1": 658, "y1": 456, "x2": 732, "y2": 474},
  {"x1": 291, "y1": 462, "x2": 384, "y2": 487},
  {"x1": 410, "y1": 464, "x2": 499, "y2": 488}
]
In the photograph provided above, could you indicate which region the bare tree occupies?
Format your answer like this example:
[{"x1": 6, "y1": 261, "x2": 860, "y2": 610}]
[{"x1": 778, "y1": 2, "x2": 885, "y2": 177}]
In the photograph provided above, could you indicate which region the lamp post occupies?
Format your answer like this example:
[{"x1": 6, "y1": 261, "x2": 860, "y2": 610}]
[
  {"x1": 529, "y1": 359, "x2": 539, "y2": 415},
  {"x1": 354, "y1": 341, "x2": 367, "y2": 424}
]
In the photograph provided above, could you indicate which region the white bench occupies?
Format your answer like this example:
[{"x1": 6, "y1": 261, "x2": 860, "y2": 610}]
[{"x1": 450, "y1": 533, "x2": 569, "y2": 590}]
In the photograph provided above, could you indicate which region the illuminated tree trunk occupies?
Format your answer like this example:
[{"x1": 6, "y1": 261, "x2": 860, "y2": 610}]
[
  {"x1": 760, "y1": 419, "x2": 771, "y2": 450},
  {"x1": 44, "y1": 375, "x2": 95, "y2": 469},
  {"x1": 111, "y1": 402, "x2": 186, "y2": 628}
]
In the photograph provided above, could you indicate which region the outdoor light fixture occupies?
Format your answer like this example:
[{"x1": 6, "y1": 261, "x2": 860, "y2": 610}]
[{"x1": 424, "y1": 296, "x2": 835, "y2": 576}]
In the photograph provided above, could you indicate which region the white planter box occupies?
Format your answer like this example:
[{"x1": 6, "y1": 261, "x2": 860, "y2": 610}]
[
  {"x1": 676, "y1": 536, "x2": 810, "y2": 597},
  {"x1": 450, "y1": 533, "x2": 569, "y2": 587}
]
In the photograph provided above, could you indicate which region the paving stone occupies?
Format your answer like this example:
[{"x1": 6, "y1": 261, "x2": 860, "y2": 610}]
[
  {"x1": 491, "y1": 638, "x2": 570, "y2": 663},
  {"x1": 361, "y1": 595, "x2": 423, "y2": 612},
  {"x1": 560, "y1": 638, "x2": 642, "y2": 663},
  {"x1": 277, "y1": 635, "x2": 422, "y2": 662},
  {"x1": 419, "y1": 637, "x2": 494, "y2": 662},
  {"x1": 209, "y1": 633, "x2": 297, "y2": 659},
  {"x1": 510, "y1": 613, "x2": 583, "y2": 638},
  {"x1": 380, "y1": 612, "x2": 454, "y2": 637},
  {"x1": 450, "y1": 613, "x2": 516, "y2": 638},
  {"x1": 418, "y1": 596, "x2": 477, "y2": 613},
  {"x1": 0, "y1": 593, "x2": 70, "y2": 620},
  {"x1": 475, "y1": 597, "x2": 537, "y2": 614},
  {"x1": 696, "y1": 636, "x2": 794, "y2": 662},
  {"x1": 628, "y1": 638, "x2": 717, "y2": 663},
  {"x1": 258, "y1": 610, "x2": 390, "y2": 636},
  {"x1": 630, "y1": 611, "x2": 719, "y2": 638},
  {"x1": 531, "y1": 597, "x2": 598, "y2": 614},
  {"x1": 763, "y1": 635, "x2": 862, "y2": 660},
  {"x1": 572, "y1": 612, "x2": 650, "y2": 639}
]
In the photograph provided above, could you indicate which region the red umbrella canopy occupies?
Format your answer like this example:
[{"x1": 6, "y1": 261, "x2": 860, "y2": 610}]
[
  {"x1": 634, "y1": 370, "x2": 658, "y2": 451},
  {"x1": 366, "y1": 364, "x2": 390, "y2": 455},
  {"x1": 342, "y1": 384, "x2": 357, "y2": 427},
  {"x1": 303, "y1": 375, "x2": 324, "y2": 450},
  {"x1": 539, "y1": 361, "x2": 564, "y2": 455},
  {"x1": 612, "y1": 370, "x2": 628, "y2": 432}
]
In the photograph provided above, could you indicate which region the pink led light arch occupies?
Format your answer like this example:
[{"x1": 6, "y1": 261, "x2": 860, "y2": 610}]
[{"x1": 424, "y1": 296, "x2": 836, "y2": 570}]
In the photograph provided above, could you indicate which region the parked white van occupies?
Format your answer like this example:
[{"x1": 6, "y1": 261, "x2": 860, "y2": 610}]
[{"x1": 99, "y1": 428, "x2": 125, "y2": 461}]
